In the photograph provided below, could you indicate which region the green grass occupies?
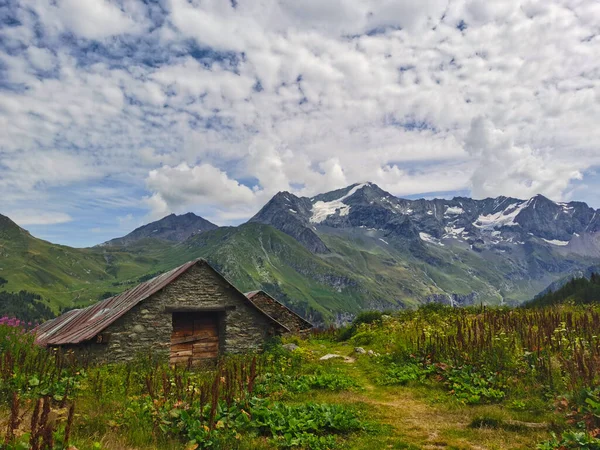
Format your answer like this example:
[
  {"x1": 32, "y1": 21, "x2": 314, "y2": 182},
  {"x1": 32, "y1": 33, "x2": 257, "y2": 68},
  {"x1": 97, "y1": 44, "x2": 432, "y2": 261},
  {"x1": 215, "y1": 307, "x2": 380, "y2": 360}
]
[
  {"x1": 5, "y1": 304, "x2": 600, "y2": 449},
  {"x1": 2, "y1": 214, "x2": 598, "y2": 323}
]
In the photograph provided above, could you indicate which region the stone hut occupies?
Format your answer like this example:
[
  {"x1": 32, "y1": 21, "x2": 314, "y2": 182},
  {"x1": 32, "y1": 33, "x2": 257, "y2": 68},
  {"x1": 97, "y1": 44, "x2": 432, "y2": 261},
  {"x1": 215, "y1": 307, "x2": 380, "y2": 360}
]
[
  {"x1": 34, "y1": 259, "x2": 293, "y2": 366},
  {"x1": 245, "y1": 290, "x2": 313, "y2": 333}
]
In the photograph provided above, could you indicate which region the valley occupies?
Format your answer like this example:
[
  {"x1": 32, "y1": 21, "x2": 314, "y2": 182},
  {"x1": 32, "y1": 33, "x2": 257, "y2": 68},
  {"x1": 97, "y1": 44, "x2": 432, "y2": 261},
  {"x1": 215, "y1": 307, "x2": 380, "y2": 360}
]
[{"x1": 2, "y1": 182, "x2": 600, "y2": 323}]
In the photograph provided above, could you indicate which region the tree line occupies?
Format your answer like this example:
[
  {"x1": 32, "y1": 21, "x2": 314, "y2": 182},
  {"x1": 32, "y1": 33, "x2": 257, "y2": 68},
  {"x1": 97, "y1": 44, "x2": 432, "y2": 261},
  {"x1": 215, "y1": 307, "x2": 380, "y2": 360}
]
[
  {"x1": 0, "y1": 290, "x2": 54, "y2": 323},
  {"x1": 527, "y1": 273, "x2": 600, "y2": 307}
]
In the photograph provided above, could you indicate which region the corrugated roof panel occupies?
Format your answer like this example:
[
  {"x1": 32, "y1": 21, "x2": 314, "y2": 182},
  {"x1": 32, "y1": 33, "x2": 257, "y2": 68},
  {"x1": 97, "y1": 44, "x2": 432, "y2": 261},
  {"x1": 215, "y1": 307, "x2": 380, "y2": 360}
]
[
  {"x1": 35, "y1": 259, "x2": 199, "y2": 346},
  {"x1": 244, "y1": 290, "x2": 313, "y2": 329}
]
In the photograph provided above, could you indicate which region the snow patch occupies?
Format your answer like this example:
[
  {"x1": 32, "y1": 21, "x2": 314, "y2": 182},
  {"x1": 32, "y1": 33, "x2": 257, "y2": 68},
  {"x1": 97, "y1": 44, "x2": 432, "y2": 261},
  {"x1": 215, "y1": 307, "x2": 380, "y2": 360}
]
[
  {"x1": 419, "y1": 232, "x2": 444, "y2": 246},
  {"x1": 379, "y1": 238, "x2": 389, "y2": 245},
  {"x1": 310, "y1": 183, "x2": 367, "y2": 223},
  {"x1": 443, "y1": 226, "x2": 468, "y2": 239},
  {"x1": 445, "y1": 206, "x2": 464, "y2": 215},
  {"x1": 473, "y1": 200, "x2": 529, "y2": 230},
  {"x1": 289, "y1": 209, "x2": 297, "y2": 214},
  {"x1": 557, "y1": 202, "x2": 574, "y2": 213},
  {"x1": 542, "y1": 238, "x2": 569, "y2": 246}
]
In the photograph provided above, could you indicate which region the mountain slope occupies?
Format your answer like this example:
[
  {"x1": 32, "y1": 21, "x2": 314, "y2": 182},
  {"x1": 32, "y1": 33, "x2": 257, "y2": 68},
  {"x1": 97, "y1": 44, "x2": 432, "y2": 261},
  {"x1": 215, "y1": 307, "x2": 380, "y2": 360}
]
[
  {"x1": 527, "y1": 273, "x2": 600, "y2": 307},
  {"x1": 102, "y1": 213, "x2": 218, "y2": 247},
  {"x1": 3, "y1": 183, "x2": 600, "y2": 323},
  {"x1": 165, "y1": 223, "x2": 365, "y2": 323},
  {"x1": 249, "y1": 193, "x2": 329, "y2": 253},
  {"x1": 534, "y1": 263, "x2": 600, "y2": 297},
  {"x1": 0, "y1": 213, "x2": 171, "y2": 312},
  {"x1": 249, "y1": 183, "x2": 600, "y2": 306}
]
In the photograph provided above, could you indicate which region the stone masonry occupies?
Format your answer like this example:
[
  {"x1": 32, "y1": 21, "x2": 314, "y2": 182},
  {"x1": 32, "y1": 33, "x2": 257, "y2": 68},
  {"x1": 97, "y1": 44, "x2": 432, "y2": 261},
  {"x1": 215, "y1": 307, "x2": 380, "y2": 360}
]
[
  {"x1": 249, "y1": 291, "x2": 313, "y2": 333},
  {"x1": 68, "y1": 262, "x2": 280, "y2": 364}
]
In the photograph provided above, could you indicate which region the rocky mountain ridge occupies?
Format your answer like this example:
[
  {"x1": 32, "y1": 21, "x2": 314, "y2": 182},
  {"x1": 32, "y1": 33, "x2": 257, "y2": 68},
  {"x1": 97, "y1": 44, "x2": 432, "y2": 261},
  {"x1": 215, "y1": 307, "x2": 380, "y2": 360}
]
[
  {"x1": 101, "y1": 212, "x2": 218, "y2": 247},
  {"x1": 3, "y1": 183, "x2": 600, "y2": 322},
  {"x1": 250, "y1": 182, "x2": 600, "y2": 258}
]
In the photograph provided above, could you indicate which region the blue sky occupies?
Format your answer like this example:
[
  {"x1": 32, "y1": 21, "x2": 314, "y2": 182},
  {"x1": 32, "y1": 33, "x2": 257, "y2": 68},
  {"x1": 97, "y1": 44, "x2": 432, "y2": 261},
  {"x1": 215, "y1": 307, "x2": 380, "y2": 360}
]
[{"x1": 1, "y1": 0, "x2": 600, "y2": 247}]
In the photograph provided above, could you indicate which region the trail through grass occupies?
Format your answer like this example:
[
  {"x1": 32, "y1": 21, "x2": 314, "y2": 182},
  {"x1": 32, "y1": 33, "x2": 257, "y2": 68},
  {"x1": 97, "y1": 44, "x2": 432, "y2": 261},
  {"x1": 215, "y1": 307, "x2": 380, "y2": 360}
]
[
  {"x1": 295, "y1": 340, "x2": 554, "y2": 450},
  {"x1": 6, "y1": 304, "x2": 600, "y2": 449}
]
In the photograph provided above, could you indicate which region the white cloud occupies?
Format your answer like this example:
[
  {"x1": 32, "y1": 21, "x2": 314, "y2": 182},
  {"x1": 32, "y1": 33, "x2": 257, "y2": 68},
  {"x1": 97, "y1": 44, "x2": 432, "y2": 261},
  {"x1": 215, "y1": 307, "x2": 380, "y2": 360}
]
[
  {"x1": 26, "y1": 47, "x2": 56, "y2": 72},
  {"x1": 144, "y1": 163, "x2": 257, "y2": 219},
  {"x1": 1, "y1": 0, "x2": 600, "y2": 244},
  {"x1": 25, "y1": 0, "x2": 143, "y2": 40},
  {"x1": 8, "y1": 210, "x2": 73, "y2": 226},
  {"x1": 0, "y1": 151, "x2": 96, "y2": 191},
  {"x1": 465, "y1": 117, "x2": 584, "y2": 200}
]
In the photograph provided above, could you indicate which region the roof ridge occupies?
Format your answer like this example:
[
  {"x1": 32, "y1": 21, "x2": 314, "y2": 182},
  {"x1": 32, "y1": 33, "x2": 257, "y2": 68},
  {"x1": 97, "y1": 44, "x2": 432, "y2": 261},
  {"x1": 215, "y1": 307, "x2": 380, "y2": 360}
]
[
  {"x1": 35, "y1": 259, "x2": 204, "y2": 346},
  {"x1": 245, "y1": 290, "x2": 313, "y2": 328},
  {"x1": 34, "y1": 258, "x2": 291, "y2": 346}
]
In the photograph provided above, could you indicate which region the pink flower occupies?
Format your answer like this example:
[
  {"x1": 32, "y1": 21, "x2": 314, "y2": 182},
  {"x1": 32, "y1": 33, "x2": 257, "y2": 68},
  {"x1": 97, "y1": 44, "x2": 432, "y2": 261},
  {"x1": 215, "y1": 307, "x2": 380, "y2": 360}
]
[{"x1": 0, "y1": 316, "x2": 26, "y2": 328}]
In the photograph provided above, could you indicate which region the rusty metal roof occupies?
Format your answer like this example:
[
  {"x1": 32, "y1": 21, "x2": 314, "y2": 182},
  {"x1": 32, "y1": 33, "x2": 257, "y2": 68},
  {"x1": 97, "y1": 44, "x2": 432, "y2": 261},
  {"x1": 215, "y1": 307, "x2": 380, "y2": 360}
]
[
  {"x1": 245, "y1": 290, "x2": 313, "y2": 329},
  {"x1": 35, "y1": 259, "x2": 200, "y2": 346},
  {"x1": 35, "y1": 259, "x2": 290, "y2": 346}
]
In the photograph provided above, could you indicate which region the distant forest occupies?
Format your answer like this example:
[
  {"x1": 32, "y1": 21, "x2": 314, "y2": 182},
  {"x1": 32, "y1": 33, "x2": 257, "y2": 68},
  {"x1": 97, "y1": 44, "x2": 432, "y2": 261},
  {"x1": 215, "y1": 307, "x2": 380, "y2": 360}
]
[
  {"x1": 0, "y1": 290, "x2": 54, "y2": 323},
  {"x1": 527, "y1": 274, "x2": 600, "y2": 307}
]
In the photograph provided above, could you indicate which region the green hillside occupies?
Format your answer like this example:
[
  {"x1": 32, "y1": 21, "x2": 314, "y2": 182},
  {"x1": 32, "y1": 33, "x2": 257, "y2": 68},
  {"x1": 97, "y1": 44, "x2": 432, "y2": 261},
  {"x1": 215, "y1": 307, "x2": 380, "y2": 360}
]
[
  {"x1": 0, "y1": 215, "x2": 170, "y2": 312},
  {"x1": 164, "y1": 224, "x2": 369, "y2": 322},
  {"x1": 527, "y1": 273, "x2": 600, "y2": 307},
  {"x1": 2, "y1": 212, "x2": 598, "y2": 324}
]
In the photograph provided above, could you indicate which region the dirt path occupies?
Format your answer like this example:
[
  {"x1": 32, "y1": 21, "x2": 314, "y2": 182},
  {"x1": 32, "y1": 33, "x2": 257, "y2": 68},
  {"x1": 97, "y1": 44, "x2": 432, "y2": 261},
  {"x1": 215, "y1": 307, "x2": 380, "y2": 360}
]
[
  {"x1": 347, "y1": 381, "x2": 476, "y2": 449},
  {"x1": 326, "y1": 361, "x2": 549, "y2": 450}
]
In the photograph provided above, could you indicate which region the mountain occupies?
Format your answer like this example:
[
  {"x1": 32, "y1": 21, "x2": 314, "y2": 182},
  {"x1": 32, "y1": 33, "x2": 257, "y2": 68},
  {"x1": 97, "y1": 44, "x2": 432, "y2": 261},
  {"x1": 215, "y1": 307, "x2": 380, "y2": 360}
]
[
  {"x1": 102, "y1": 213, "x2": 218, "y2": 247},
  {"x1": 0, "y1": 213, "x2": 172, "y2": 313},
  {"x1": 534, "y1": 263, "x2": 600, "y2": 297},
  {"x1": 248, "y1": 183, "x2": 600, "y2": 308},
  {"x1": 251, "y1": 183, "x2": 600, "y2": 256},
  {"x1": 527, "y1": 273, "x2": 600, "y2": 308},
  {"x1": 249, "y1": 192, "x2": 329, "y2": 253},
  {"x1": 3, "y1": 183, "x2": 600, "y2": 324}
]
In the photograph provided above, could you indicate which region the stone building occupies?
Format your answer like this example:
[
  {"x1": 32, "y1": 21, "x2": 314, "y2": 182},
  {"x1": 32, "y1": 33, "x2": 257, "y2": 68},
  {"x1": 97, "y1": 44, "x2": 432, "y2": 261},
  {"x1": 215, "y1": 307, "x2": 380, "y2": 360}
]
[
  {"x1": 245, "y1": 290, "x2": 313, "y2": 333},
  {"x1": 34, "y1": 259, "x2": 304, "y2": 365}
]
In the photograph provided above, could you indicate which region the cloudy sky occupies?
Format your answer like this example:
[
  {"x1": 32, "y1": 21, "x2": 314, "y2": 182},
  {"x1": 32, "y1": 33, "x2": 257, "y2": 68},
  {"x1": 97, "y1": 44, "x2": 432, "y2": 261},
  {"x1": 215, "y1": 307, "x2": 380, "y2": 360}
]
[{"x1": 1, "y1": 0, "x2": 599, "y2": 247}]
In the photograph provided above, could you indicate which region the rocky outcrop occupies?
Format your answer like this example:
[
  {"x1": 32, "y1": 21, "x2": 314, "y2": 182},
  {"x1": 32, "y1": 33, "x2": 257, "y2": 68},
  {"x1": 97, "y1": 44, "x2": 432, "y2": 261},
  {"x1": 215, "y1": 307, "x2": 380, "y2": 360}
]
[
  {"x1": 103, "y1": 213, "x2": 218, "y2": 247},
  {"x1": 426, "y1": 292, "x2": 478, "y2": 307},
  {"x1": 249, "y1": 192, "x2": 329, "y2": 253}
]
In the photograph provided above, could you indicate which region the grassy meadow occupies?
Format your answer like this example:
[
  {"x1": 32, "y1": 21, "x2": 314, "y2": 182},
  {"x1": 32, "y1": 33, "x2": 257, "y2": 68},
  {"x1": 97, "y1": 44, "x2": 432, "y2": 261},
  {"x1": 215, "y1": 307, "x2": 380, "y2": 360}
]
[{"x1": 2, "y1": 304, "x2": 600, "y2": 449}]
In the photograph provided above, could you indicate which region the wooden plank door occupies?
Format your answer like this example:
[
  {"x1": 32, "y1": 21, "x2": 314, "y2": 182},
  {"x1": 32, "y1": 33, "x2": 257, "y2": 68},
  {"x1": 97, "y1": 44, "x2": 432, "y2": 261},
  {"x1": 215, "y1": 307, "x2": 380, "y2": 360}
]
[{"x1": 170, "y1": 312, "x2": 219, "y2": 366}]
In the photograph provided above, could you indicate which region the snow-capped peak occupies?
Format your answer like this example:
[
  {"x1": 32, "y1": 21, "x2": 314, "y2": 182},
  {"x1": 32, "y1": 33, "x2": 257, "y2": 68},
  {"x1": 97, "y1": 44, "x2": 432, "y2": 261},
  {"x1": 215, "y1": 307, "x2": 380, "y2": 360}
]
[
  {"x1": 542, "y1": 238, "x2": 570, "y2": 246},
  {"x1": 310, "y1": 183, "x2": 368, "y2": 224},
  {"x1": 445, "y1": 206, "x2": 464, "y2": 216},
  {"x1": 473, "y1": 199, "x2": 531, "y2": 230}
]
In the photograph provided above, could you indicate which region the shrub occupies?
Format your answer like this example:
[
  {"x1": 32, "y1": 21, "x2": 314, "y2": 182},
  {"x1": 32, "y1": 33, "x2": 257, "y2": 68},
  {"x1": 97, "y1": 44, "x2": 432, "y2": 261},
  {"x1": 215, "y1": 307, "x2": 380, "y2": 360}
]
[
  {"x1": 259, "y1": 369, "x2": 359, "y2": 395},
  {"x1": 350, "y1": 331, "x2": 377, "y2": 346},
  {"x1": 537, "y1": 431, "x2": 600, "y2": 449},
  {"x1": 352, "y1": 311, "x2": 384, "y2": 327},
  {"x1": 0, "y1": 324, "x2": 83, "y2": 403},
  {"x1": 379, "y1": 363, "x2": 433, "y2": 386},
  {"x1": 442, "y1": 366, "x2": 505, "y2": 404},
  {"x1": 250, "y1": 400, "x2": 363, "y2": 444},
  {"x1": 338, "y1": 311, "x2": 384, "y2": 341}
]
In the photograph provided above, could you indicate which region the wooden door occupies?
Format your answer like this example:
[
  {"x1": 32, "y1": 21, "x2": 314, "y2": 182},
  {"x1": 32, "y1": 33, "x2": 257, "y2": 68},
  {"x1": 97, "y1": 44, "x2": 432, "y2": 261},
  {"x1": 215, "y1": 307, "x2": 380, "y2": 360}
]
[{"x1": 170, "y1": 312, "x2": 219, "y2": 366}]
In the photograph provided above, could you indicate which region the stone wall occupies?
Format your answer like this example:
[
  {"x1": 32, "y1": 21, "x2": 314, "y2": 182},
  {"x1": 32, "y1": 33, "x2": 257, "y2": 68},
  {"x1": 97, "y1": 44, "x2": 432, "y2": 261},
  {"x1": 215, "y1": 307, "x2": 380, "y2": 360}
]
[
  {"x1": 250, "y1": 292, "x2": 312, "y2": 333},
  {"x1": 69, "y1": 262, "x2": 280, "y2": 364}
]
